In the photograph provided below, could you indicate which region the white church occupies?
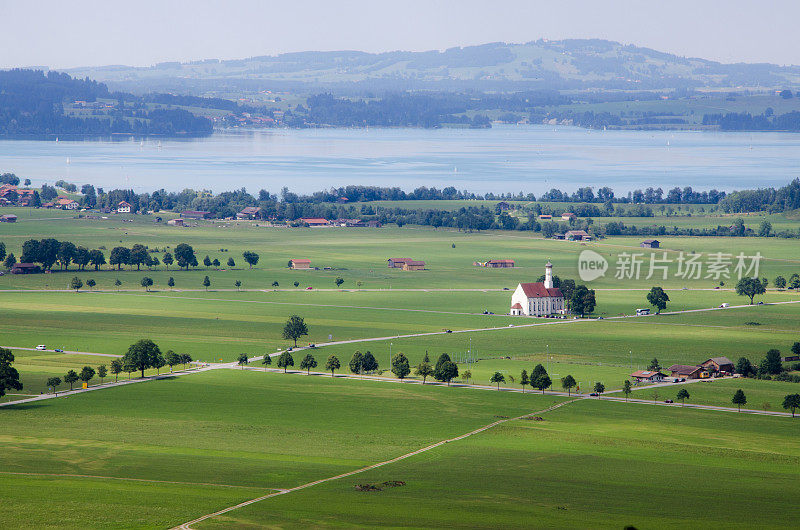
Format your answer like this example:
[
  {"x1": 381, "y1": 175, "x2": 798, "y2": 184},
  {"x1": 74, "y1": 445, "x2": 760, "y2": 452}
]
[{"x1": 509, "y1": 262, "x2": 565, "y2": 316}]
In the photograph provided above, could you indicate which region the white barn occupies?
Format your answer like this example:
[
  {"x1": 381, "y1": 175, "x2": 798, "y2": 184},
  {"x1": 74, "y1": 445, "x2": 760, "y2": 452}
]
[{"x1": 509, "y1": 262, "x2": 565, "y2": 316}]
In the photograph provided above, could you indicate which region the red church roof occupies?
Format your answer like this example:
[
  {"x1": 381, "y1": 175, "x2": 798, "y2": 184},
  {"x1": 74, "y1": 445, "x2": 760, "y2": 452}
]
[{"x1": 519, "y1": 282, "x2": 563, "y2": 298}]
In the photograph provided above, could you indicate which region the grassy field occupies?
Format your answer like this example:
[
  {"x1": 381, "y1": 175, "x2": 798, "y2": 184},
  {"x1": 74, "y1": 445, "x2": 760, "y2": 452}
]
[
  {"x1": 0, "y1": 369, "x2": 562, "y2": 528},
  {"x1": 646, "y1": 377, "x2": 800, "y2": 412}
]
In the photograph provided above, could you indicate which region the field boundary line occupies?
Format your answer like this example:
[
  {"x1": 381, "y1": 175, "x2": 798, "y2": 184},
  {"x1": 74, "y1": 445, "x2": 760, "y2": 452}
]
[
  {"x1": 0, "y1": 471, "x2": 268, "y2": 489},
  {"x1": 173, "y1": 398, "x2": 581, "y2": 529}
]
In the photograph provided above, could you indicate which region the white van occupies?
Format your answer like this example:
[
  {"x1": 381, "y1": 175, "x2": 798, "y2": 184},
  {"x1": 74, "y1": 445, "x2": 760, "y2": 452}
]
[
  {"x1": 719, "y1": 303, "x2": 730, "y2": 308},
  {"x1": 635, "y1": 308, "x2": 650, "y2": 316},
  {"x1": 35, "y1": 345, "x2": 47, "y2": 350}
]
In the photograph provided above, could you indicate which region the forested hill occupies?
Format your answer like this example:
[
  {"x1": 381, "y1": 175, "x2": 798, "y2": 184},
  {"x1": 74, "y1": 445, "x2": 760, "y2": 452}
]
[
  {"x1": 64, "y1": 39, "x2": 800, "y2": 93},
  {"x1": 0, "y1": 69, "x2": 224, "y2": 137}
]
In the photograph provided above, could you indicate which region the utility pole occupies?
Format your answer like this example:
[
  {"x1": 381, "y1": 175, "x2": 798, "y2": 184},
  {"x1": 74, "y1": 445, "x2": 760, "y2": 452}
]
[{"x1": 389, "y1": 342, "x2": 392, "y2": 370}]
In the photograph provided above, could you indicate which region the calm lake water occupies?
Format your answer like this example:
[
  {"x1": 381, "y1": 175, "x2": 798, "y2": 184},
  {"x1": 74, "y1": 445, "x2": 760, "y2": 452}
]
[{"x1": 1, "y1": 125, "x2": 798, "y2": 194}]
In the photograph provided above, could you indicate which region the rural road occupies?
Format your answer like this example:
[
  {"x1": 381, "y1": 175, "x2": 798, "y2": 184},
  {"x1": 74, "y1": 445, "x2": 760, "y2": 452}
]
[{"x1": 2, "y1": 346, "x2": 121, "y2": 357}]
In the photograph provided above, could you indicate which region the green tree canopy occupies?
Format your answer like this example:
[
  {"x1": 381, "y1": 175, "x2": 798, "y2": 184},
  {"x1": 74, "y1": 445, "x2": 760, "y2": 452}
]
[
  {"x1": 282, "y1": 315, "x2": 309, "y2": 347},
  {"x1": 325, "y1": 355, "x2": 340, "y2": 376},
  {"x1": 561, "y1": 374, "x2": 577, "y2": 396},
  {"x1": 277, "y1": 351, "x2": 294, "y2": 372},
  {"x1": 490, "y1": 371, "x2": 505, "y2": 390},
  {"x1": 783, "y1": 393, "x2": 800, "y2": 417},
  {"x1": 0, "y1": 347, "x2": 23, "y2": 398},
  {"x1": 123, "y1": 339, "x2": 162, "y2": 378},
  {"x1": 646, "y1": 286, "x2": 670, "y2": 313},
  {"x1": 735, "y1": 277, "x2": 766, "y2": 304},
  {"x1": 732, "y1": 389, "x2": 747, "y2": 411},
  {"x1": 391, "y1": 353, "x2": 410, "y2": 380},
  {"x1": 300, "y1": 353, "x2": 318, "y2": 374}
]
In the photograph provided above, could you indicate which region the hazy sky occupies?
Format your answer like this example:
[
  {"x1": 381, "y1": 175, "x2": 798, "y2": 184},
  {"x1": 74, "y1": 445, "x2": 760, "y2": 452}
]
[{"x1": 2, "y1": 0, "x2": 799, "y2": 69}]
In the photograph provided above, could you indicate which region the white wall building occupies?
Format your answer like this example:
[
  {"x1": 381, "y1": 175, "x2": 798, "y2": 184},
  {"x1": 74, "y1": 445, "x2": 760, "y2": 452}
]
[{"x1": 509, "y1": 262, "x2": 565, "y2": 316}]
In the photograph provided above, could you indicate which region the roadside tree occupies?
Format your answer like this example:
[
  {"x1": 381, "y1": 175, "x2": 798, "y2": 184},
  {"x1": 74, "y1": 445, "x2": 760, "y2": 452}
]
[
  {"x1": 646, "y1": 287, "x2": 670, "y2": 313},
  {"x1": 677, "y1": 388, "x2": 690, "y2": 406},
  {"x1": 0, "y1": 348, "x2": 23, "y2": 398},
  {"x1": 490, "y1": 371, "x2": 505, "y2": 390},
  {"x1": 735, "y1": 277, "x2": 766, "y2": 305},
  {"x1": 277, "y1": 351, "x2": 294, "y2": 373},
  {"x1": 732, "y1": 389, "x2": 747, "y2": 411},
  {"x1": 783, "y1": 394, "x2": 800, "y2": 417},
  {"x1": 391, "y1": 353, "x2": 410, "y2": 380},
  {"x1": 47, "y1": 376, "x2": 61, "y2": 395},
  {"x1": 237, "y1": 353, "x2": 249, "y2": 369},
  {"x1": 300, "y1": 353, "x2": 317, "y2": 374},
  {"x1": 561, "y1": 374, "x2": 577, "y2": 396},
  {"x1": 282, "y1": 315, "x2": 308, "y2": 347},
  {"x1": 97, "y1": 365, "x2": 107, "y2": 383},
  {"x1": 325, "y1": 355, "x2": 340, "y2": 376},
  {"x1": 78, "y1": 366, "x2": 95, "y2": 387},
  {"x1": 64, "y1": 369, "x2": 79, "y2": 390}
]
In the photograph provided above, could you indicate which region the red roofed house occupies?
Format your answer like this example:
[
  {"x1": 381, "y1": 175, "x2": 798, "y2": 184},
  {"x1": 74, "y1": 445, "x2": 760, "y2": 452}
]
[
  {"x1": 57, "y1": 197, "x2": 79, "y2": 210},
  {"x1": 509, "y1": 262, "x2": 565, "y2": 316},
  {"x1": 300, "y1": 218, "x2": 330, "y2": 227},
  {"x1": 117, "y1": 201, "x2": 132, "y2": 213},
  {"x1": 630, "y1": 370, "x2": 666, "y2": 383},
  {"x1": 290, "y1": 259, "x2": 312, "y2": 270},
  {"x1": 486, "y1": 259, "x2": 515, "y2": 268},
  {"x1": 402, "y1": 260, "x2": 425, "y2": 271},
  {"x1": 561, "y1": 212, "x2": 577, "y2": 221},
  {"x1": 565, "y1": 230, "x2": 590, "y2": 241},
  {"x1": 237, "y1": 206, "x2": 261, "y2": 220}
]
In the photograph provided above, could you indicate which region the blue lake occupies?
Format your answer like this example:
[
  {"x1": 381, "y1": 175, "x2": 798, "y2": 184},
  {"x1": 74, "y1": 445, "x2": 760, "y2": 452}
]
[{"x1": 0, "y1": 125, "x2": 798, "y2": 194}]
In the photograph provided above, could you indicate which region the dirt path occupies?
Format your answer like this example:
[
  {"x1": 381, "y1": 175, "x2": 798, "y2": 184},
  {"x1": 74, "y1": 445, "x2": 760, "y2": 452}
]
[{"x1": 173, "y1": 398, "x2": 581, "y2": 529}]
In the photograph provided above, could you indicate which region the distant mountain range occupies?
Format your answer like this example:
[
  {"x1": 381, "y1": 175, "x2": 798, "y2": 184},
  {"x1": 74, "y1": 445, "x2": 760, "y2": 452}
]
[{"x1": 63, "y1": 39, "x2": 800, "y2": 94}]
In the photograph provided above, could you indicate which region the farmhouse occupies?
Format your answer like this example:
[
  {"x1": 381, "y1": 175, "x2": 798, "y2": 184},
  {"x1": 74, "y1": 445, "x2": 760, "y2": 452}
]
[
  {"x1": 10, "y1": 263, "x2": 41, "y2": 274},
  {"x1": 668, "y1": 364, "x2": 704, "y2": 379},
  {"x1": 641, "y1": 239, "x2": 660, "y2": 248},
  {"x1": 509, "y1": 262, "x2": 565, "y2": 316},
  {"x1": 290, "y1": 259, "x2": 312, "y2": 270},
  {"x1": 0, "y1": 214, "x2": 17, "y2": 222},
  {"x1": 299, "y1": 217, "x2": 330, "y2": 227},
  {"x1": 561, "y1": 212, "x2": 576, "y2": 221},
  {"x1": 387, "y1": 258, "x2": 414, "y2": 268},
  {"x1": 486, "y1": 259, "x2": 515, "y2": 268},
  {"x1": 630, "y1": 370, "x2": 666, "y2": 383},
  {"x1": 565, "y1": 230, "x2": 590, "y2": 241},
  {"x1": 402, "y1": 260, "x2": 426, "y2": 271},
  {"x1": 700, "y1": 356, "x2": 735, "y2": 374},
  {"x1": 539, "y1": 214, "x2": 552, "y2": 220},
  {"x1": 167, "y1": 218, "x2": 184, "y2": 226},
  {"x1": 117, "y1": 201, "x2": 132, "y2": 213},
  {"x1": 182, "y1": 210, "x2": 211, "y2": 220},
  {"x1": 237, "y1": 206, "x2": 261, "y2": 220}
]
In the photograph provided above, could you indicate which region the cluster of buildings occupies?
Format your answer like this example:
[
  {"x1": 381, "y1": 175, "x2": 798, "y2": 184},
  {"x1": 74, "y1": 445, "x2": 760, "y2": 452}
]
[
  {"x1": 630, "y1": 357, "x2": 735, "y2": 383},
  {"x1": 295, "y1": 217, "x2": 381, "y2": 228},
  {"x1": 539, "y1": 212, "x2": 577, "y2": 221},
  {"x1": 0, "y1": 184, "x2": 35, "y2": 206}
]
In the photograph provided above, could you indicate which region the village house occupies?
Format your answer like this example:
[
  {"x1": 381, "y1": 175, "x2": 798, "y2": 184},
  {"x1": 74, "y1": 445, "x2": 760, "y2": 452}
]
[
  {"x1": 402, "y1": 260, "x2": 426, "y2": 271},
  {"x1": 167, "y1": 218, "x2": 185, "y2": 227},
  {"x1": 509, "y1": 262, "x2": 565, "y2": 316},
  {"x1": 700, "y1": 356, "x2": 735, "y2": 374},
  {"x1": 0, "y1": 214, "x2": 17, "y2": 223},
  {"x1": 290, "y1": 259, "x2": 312, "y2": 270},
  {"x1": 181, "y1": 210, "x2": 212, "y2": 220},
  {"x1": 57, "y1": 197, "x2": 79, "y2": 210},
  {"x1": 117, "y1": 201, "x2": 132, "y2": 213},
  {"x1": 539, "y1": 214, "x2": 552, "y2": 220},
  {"x1": 299, "y1": 217, "x2": 330, "y2": 227},
  {"x1": 668, "y1": 364, "x2": 705, "y2": 379},
  {"x1": 630, "y1": 370, "x2": 666, "y2": 384},
  {"x1": 641, "y1": 239, "x2": 660, "y2": 248},
  {"x1": 561, "y1": 212, "x2": 577, "y2": 221},
  {"x1": 565, "y1": 230, "x2": 590, "y2": 241},
  {"x1": 10, "y1": 263, "x2": 41, "y2": 274},
  {"x1": 237, "y1": 206, "x2": 261, "y2": 220}
]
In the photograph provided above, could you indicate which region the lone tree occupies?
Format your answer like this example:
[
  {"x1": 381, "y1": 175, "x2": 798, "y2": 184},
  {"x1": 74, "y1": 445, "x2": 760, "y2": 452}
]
[
  {"x1": 300, "y1": 353, "x2": 318, "y2": 375},
  {"x1": 262, "y1": 354, "x2": 272, "y2": 371},
  {"x1": 114, "y1": 279, "x2": 122, "y2": 290},
  {"x1": 237, "y1": 353, "x2": 249, "y2": 369},
  {"x1": 561, "y1": 374, "x2": 577, "y2": 396},
  {"x1": 202, "y1": 276, "x2": 211, "y2": 291},
  {"x1": 415, "y1": 352, "x2": 434, "y2": 384},
  {"x1": 235, "y1": 280, "x2": 242, "y2": 291},
  {"x1": 520, "y1": 369, "x2": 529, "y2": 393},
  {"x1": 86, "y1": 279, "x2": 96, "y2": 291},
  {"x1": 648, "y1": 358, "x2": 661, "y2": 371},
  {"x1": 47, "y1": 376, "x2": 61, "y2": 395},
  {"x1": 70, "y1": 276, "x2": 83, "y2": 292},
  {"x1": 123, "y1": 339, "x2": 162, "y2": 378},
  {"x1": 736, "y1": 277, "x2": 766, "y2": 305},
  {"x1": 97, "y1": 364, "x2": 107, "y2": 384},
  {"x1": 622, "y1": 379, "x2": 632, "y2": 401},
  {"x1": 391, "y1": 353, "x2": 410, "y2": 380},
  {"x1": 570, "y1": 285, "x2": 596, "y2": 317},
  {"x1": 242, "y1": 251, "x2": 260, "y2": 269},
  {"x1": 64, "y1": 369, "x2": 79, "y2": 390},
  {"x1": 783, "y1": 393, "x2": 800, "y2": 417},
  {"x1": 677, "y1": 388, "x2": 690, "y2": 406},
  {"x1": 110, "y1": 359, "x2": 123, "y2": 382},
  {"x1": 141, "y1": 276, "x2": 154, "y2": 291},
  {"x1": 282, "y1": 315, "x2": 309, "y2": 347},
  {"x1": 350, "y1": 351, "x2": 364, "y2": 375},
  {"x1": 490, "y1": 371, "x2": 506, "y2": 390},
  {"x1": 593, "y1": 382, "x2": 605, "y2": 397},
  {"x1": 335, "y1": 277, "x2": 344, "y2": 288},
  {"x1": 0, "y1": 348, "x2": 23, "y2": 398},
  {"x1": 646, "y1": 287, "x2": 670, "y2": 314},
  {"x1": 732, "y1": 389, "x2": 747, "y2": 411},
  {"x1": 294, "y1": 281, "x2": 300, "y2": 288},
  {"x1": 227, "y1": 257, "x2": 235, "y2": 267},
  {"x1": 168, "y1": 277, "x2": 175, "y2": 289},
  {"x1": 277, "y1": 351, "x2": 294, "y2": 373},
  {"x1": 325, "y1": 355, "x2": 340, "y2": 377},
  {"x1": 78, "y1": 366, "x2": 95, "y2": 387}
]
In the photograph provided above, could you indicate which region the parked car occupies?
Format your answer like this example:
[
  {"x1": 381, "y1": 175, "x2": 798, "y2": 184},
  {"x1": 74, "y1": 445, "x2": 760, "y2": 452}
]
[
  {"x1": 54, "y1": 348, "x2": 64, "y2": 353},
  {"x1": 589, "y1": 392, "x2": 599, "y2": 397},
  {"x1": 35, "y1": 345, "x2": 46, "y2": 350},
  {"x1": 664, "y1": 399, "x2": 674, "y2": 403},
  {"x1": 757, "y1": 301, "x2": 764, "y2": 305}
]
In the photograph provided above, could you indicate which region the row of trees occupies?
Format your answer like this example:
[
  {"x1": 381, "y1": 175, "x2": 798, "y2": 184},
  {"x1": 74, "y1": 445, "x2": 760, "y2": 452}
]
[{"x1": 734, "y1": 344, "x2": 800, "y2": 380}]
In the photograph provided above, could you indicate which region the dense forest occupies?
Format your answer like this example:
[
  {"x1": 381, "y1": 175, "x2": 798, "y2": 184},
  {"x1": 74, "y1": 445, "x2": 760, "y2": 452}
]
[
  {"x1": 0, "y1": 70, "x2": 218, "y2": 136},
  {"x1": 704, "y1": 110, "x2": 800, "y2": 132}
]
